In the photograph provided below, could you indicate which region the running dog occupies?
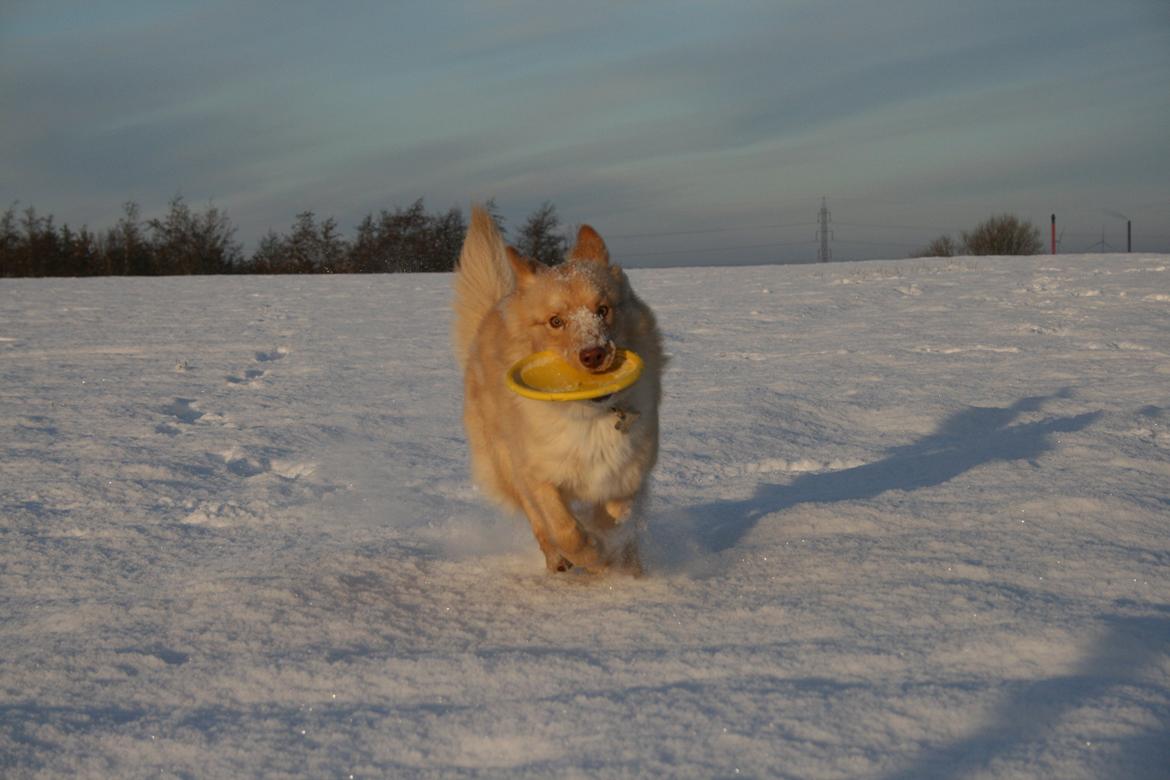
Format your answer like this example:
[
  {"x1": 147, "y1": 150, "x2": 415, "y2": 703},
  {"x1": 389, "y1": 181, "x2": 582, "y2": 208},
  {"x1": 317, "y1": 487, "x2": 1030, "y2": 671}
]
[{"x1": 452, "y1": 207, "x2": 663, "y2": 574}]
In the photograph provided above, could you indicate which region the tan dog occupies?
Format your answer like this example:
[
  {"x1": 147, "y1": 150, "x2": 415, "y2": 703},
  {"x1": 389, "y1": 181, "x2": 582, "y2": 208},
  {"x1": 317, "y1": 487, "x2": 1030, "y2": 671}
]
[{"x1": 452, "y1": 207, "x2": 663, "y2": 574}]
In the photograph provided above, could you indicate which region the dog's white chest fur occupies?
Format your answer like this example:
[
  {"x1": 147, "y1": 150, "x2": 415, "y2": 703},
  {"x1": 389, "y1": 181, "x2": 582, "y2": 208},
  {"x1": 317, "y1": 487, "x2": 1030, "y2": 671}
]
[{"x1": 524, "y1": 399, "x2": 654, "y2": 503}]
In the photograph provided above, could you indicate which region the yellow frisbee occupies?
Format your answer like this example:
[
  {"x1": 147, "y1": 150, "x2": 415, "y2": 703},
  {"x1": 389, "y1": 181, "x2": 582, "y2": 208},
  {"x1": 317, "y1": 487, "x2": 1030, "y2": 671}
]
[{"x1": 506, "y1": 349, "x2": 643, "y2": 402}]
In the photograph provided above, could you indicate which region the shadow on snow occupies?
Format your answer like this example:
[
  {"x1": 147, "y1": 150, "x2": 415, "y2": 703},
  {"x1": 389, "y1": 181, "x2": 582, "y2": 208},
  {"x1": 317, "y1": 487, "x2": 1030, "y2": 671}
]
[
  {"x1": 882, "y1": 611, "x2": 1170, "y2": 780},
  {"x1": 658, "y1": 392, "x2": 1169, "y2": 775},
  {"x1": 675, "y1": 391, "x2": 1101, "y2": 554}
]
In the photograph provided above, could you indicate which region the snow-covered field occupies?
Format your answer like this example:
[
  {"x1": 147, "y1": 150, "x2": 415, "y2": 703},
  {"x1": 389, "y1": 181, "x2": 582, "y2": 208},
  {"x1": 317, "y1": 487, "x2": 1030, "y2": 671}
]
[{"x1": 2, "y1": 253, "x2": 1169, "y2": 779}]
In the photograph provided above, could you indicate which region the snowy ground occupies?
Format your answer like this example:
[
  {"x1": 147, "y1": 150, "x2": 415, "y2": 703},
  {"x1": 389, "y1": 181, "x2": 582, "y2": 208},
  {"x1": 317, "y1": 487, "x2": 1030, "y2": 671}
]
[{"x1": 2, "y1": 253, "x2": 1169, "y2": 779}]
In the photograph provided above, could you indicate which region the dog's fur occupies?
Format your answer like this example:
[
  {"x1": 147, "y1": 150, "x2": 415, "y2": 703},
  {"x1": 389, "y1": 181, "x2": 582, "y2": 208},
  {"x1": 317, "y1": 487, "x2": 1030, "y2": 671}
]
[{"x1": 452, "y1": 206, "x2": 663, "y2": 574}]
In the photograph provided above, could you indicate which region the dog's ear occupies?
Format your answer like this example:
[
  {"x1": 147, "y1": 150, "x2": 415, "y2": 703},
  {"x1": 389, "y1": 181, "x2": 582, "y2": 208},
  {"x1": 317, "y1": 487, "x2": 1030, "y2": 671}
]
[
  {"x1": 569, "y1": 225, "x2": 610, "y2": 266},
  {"x1": 507, "y1": 246, "x2": 541, "y2": 288}
]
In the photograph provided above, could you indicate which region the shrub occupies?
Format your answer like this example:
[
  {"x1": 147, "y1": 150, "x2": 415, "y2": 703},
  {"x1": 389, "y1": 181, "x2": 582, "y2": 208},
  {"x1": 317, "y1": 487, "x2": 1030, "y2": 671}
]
[
  {"x1": 961, "y1": 214, "x2": 1042, "y2": 256},
  {"x1": 912, "y1": 235, "x2": 958, "y2": 258}
]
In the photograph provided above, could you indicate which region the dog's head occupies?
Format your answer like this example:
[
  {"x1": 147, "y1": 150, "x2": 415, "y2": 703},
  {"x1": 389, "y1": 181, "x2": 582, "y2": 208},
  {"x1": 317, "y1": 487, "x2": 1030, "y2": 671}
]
[{"x1": 506, "y1": 225, "x2": 629, "y2": 374}]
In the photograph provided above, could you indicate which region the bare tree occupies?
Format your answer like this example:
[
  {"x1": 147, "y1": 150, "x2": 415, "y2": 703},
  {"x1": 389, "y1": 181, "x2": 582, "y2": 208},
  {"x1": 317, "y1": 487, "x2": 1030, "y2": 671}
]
[
  {"x1": 911, "y1": 235, "x2": 958, "y2": 258},
  {"x1": 961, "y1": 214, "x2": 1042, "y2": 256}
]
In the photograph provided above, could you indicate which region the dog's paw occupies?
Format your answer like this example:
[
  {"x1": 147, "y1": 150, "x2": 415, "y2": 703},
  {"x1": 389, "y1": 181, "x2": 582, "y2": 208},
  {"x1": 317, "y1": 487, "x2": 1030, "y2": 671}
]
[
  {"x1": 544, "y1": 551, "x2": 574, "y2": 573},
  {"x1": 569, "y1": 542, "x2": 643, "y2": 577},
  {"x1": 613, "y1": 541, "x2": 644, "y2": 578}
]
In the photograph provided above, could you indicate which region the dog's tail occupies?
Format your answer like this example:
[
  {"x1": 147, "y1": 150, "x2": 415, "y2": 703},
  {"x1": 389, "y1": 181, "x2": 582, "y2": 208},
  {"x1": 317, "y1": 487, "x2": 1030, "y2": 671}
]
[{"x1": 452, "y1": 205, "x2": 513, "y2": 368}]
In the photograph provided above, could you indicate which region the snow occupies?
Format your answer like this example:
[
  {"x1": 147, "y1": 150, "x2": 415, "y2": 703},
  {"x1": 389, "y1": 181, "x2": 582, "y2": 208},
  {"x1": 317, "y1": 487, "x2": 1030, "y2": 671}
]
[{"x1": 2, "y1": 254, "x2": 1169, "y2": 779}]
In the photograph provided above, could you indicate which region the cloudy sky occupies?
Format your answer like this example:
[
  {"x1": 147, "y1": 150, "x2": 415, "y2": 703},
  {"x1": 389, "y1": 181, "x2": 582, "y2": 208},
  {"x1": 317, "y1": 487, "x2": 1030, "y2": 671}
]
[{"x1": 3, "y1": 1, "x2": 1168, "y2": 266}]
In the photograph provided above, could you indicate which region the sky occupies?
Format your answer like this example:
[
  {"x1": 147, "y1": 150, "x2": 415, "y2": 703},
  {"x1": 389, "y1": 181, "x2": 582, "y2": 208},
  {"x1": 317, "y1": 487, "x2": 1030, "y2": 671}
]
[{"x1": 2, "y1": 0, "x2": 1168, "y2": 267}]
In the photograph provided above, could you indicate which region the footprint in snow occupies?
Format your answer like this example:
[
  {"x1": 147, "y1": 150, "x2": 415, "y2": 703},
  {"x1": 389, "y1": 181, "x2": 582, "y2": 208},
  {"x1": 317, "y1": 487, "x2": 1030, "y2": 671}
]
[
  {"x1": 226, "y1": 367, "x2": 266, "y2": 385},
  {"x1": 161, "y1": 398, "x2": 204, "y2": 424},
  {"x1": 227, "y1": 346, "x2": 286, "y2": 385},
  {"x1": 254, "y1": 347, "x2": 289, "y2": 362},
  {"x1": 215, "y1": 447, "x2": 317, "y2": 481}
]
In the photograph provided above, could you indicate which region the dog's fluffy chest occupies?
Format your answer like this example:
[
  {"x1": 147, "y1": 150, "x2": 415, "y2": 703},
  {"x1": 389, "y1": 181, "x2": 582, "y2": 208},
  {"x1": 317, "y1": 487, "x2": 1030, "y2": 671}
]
[{"x1": 524, "y1": 401, "x2": 654, "y2": 502}]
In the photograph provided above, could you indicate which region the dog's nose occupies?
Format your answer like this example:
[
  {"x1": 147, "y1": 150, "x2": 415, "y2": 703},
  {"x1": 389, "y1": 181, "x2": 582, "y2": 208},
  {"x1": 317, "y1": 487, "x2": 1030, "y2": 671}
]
[{"x1": 579, "y1": 346, "x2": 607, "y2": 370}]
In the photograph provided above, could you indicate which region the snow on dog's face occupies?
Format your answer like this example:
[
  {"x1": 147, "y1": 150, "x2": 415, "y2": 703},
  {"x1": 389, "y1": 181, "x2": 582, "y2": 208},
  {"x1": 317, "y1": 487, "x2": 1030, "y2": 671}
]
[{"x1": 506, "y1": 225, "x2": 627, "y2": 374}]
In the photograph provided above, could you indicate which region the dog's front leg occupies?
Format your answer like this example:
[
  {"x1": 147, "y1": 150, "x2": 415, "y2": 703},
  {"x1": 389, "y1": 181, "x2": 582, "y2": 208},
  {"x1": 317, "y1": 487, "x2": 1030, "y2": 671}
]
[
  {"x1": 520, "y1": 483, "x2": 606, "y2": 572},
  {"x1": 535, "y1": 530, "x2": 574, "y2": 574},
  {"x1": 591, "y1": 500, "x2": 643, "y2": 577},
  {"x1": 511, "y1": 498, "x2": 572, "y2": 573}
]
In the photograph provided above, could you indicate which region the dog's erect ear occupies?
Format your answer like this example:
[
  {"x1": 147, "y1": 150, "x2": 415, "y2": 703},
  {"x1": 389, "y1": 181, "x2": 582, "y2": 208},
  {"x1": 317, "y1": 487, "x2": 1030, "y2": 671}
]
[
  {"x1": 507, "y1": 246, "x2": 541, "y2": 288},
  {"x1": 569, "y1": 225, "x2": 610, "y2": 266}
]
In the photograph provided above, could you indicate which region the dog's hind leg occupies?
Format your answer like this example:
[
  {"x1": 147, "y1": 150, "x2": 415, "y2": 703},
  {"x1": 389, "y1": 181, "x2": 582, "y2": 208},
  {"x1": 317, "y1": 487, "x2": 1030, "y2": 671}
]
[{"x1": 520, "y1": 483, "x2": 607, "y2": 572}]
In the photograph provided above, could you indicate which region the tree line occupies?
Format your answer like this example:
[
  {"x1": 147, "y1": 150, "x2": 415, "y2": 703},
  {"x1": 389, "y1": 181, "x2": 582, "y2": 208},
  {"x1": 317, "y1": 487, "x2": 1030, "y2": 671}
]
[
  {"x1": 0, "y1": 197, "x2": 569, "y2": 278},
  {"x1": 3, "y1": 198, "x2": 1053, "y2": 277}
]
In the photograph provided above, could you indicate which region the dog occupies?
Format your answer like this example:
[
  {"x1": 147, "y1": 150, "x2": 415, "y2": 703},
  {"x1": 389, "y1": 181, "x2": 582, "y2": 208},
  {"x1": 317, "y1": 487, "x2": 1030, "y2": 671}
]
[{"x1": 452, "y1": 206, "x2": 663, "y2": 574}]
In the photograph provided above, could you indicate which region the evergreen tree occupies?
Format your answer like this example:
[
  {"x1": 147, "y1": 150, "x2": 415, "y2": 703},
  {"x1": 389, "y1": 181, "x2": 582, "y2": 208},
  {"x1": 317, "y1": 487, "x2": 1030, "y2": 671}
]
[
  {"x1": 148, "y1": 195, "x2": 243, "y2": 274},
  {"x1": 348, "y1": 213, "x2": 383, "y2": 273},
  {"x1": 0, "y1": 205, "x2": 19, "y2": 276},
  {"x1": 61, "y1": 225, "x2": 101, "y2": 276},
  {"x1": 346, "y1": 199, "x2": 465, "y2": 273},
  {"x1": 248, "y1": 230, "x2": 286, "y2": 274},
  {"x1": 515, "y1": 201, "x2": 566, "y2": 266},
  {"x1": 422, "y1": 206, "x2": 466, "y2": 272},
  {"x1": 102, "y1": 202, "x2": 154, "y2": 275}
]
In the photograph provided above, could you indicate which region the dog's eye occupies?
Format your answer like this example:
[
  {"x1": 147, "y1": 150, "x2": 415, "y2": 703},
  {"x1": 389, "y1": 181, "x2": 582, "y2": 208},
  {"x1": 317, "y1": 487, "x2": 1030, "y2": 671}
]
[
  {"x1": 597, "y1": 305, "x2": 609, "y2": 318},
  {"x1": 548, "y1": 315, "x2": 564, "y2": 329}
]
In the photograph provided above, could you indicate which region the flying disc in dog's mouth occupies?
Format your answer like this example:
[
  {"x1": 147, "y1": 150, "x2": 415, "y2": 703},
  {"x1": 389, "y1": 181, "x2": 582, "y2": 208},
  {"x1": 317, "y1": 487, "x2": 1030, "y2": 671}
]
[{"x1": 505, "y1": 349, "x2": 643, "y2": 402}]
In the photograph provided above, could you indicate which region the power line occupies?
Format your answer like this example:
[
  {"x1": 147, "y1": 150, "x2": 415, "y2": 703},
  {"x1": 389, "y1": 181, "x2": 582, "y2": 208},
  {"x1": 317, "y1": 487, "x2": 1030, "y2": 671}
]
[
  {"x1": 832, "y1": 238, "x2": 925, "y2": 248},
  {"x1": 619, "y1": 238, "x2": 815, "y2": 259},
  {"x1": 834, "y1": 220, "x2": 961, "y2": 232},
  {"x1": 607, "y1": 221, "x2": 817, "y2": 240}
]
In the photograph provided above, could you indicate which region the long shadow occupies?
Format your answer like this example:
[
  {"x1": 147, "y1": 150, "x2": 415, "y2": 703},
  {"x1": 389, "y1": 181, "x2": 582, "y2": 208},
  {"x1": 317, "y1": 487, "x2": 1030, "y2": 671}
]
[
  {"x1": 882, "y1": 612, "x2": 1170, "y2": 779},
  {"x1": 683, "y1": 392, "x2": 1101, "y2": 553}
]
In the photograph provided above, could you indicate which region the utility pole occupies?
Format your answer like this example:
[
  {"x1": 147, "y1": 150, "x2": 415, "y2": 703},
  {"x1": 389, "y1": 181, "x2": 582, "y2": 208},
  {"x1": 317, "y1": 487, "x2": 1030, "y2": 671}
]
[
  {"x1": 1051, "y1": 214, "x2": 1056, "y2": 255},
  {"x1": 816, "y1": 197, "x2": 832, "y2": 263}
]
